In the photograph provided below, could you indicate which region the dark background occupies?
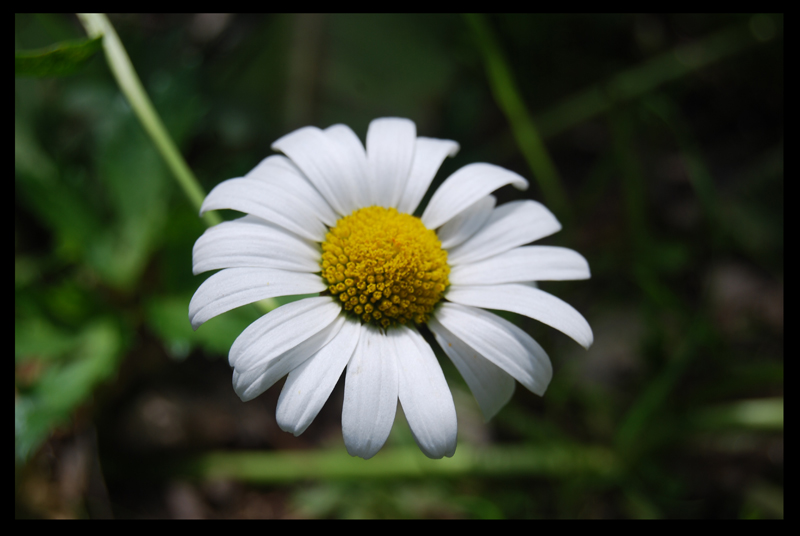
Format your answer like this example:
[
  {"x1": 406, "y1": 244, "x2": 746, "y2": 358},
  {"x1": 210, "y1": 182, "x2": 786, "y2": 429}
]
[{"x1": 15, "y1": 14, "x2": 783, "y2": 518}]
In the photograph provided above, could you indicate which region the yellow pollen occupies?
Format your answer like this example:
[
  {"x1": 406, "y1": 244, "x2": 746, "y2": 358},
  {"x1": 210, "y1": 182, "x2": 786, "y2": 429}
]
[{"x1": 320, "y1": 206, "x2": 450, "y2": 329}]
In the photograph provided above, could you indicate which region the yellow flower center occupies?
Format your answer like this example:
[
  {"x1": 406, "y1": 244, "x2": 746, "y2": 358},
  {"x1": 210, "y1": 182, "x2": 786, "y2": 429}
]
[{"x1": 320, "y1": 206, "x2": 450, "y2": 329}]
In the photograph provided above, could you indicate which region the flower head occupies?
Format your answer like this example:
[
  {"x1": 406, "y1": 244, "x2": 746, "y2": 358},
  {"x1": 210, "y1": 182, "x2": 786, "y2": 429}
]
[{"x1": 189, "y1": 118, "x2": 592, "y2": 459}]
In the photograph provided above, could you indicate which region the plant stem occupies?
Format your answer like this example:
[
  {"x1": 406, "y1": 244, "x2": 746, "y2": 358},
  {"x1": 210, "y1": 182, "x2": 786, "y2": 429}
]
[
  {"x1": 464, "y1": 14, "x2": 570, "y2": 222},
  {"x1": 129, "y1": 444, "x2": 619, "y2": 483},
  {"x1": 76, "y1": 13, "x2": 220, "y2": 227}
]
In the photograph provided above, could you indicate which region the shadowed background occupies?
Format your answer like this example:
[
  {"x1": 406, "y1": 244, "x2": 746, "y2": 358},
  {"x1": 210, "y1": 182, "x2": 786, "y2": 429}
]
[{"x1": 15, "y1": 13, "x2": 783, "y2": 519}]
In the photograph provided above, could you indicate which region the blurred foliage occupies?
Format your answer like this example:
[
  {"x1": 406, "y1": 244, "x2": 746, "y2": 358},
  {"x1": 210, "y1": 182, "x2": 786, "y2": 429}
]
[
  {"x1": 15, "y1": 35, "x2": 102, "y2": 77},
  {"x1": 15, "y1": 13, "x2": 782, "y2": 519},
  {"x1": 15, "y1": 318, "x2": 122, "y2": 461}
]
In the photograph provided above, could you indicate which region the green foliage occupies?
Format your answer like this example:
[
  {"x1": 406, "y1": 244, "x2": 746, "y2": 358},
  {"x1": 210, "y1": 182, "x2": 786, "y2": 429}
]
[
  {"x1": 145, "y1": 294, "x2": 257, "y2": 359},
  {"x1": 15, "y1": 317, "x2": 123, "y2": 462},
  {"x1": 14, "y1": 14, "x2": 207, "y2": 470},
  {"x1": 15, "y1": 36, "x2": 102, "y2": 77},
  {"x1": 14, "y1": 14, "x2": 783, "y2": 519}
]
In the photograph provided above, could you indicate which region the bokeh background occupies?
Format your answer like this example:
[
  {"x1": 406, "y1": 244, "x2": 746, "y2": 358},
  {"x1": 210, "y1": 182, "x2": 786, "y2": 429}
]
[{"x1": 15, "y1": 13, "x2": 783, "y2": 519}]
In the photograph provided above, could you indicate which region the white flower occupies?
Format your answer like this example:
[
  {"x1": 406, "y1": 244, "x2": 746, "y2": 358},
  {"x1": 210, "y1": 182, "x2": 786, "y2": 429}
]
[{"x1": 189, "y1": 118, "x2": 592, "y2": 459}]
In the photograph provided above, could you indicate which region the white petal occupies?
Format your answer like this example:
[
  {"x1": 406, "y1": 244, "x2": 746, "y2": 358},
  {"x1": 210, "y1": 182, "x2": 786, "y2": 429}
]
[
  {"x1": 192, "y1": 216, "x2": 321, "y2": 275},
  {"x1": 324, "y1": 124, "x2": 369, "y2": 210},
  {"x1": 396, "y1": 137, "x2": 459, "y2": 215},
  {"x1": 450, "y1": 246, "x2": 591, "y2": 285},
  {"x1": 276, "y1": 317, "x2": 361, "y2": 436},
  {"x1": 271, "y1": 126, "x2": 362, "y2": 216},
  {"x1": 342, "y1": 324, "x2": 398, "y2": 459},
  {"x1": 428, "y1": 315, "x2": 515, "y2": 420},
  {"x1": 395, "y1": 326, "x2": 458, "y2": 459},
  {"x1": 366, "y1": 117, "x2": 417, "y2": 208},
  {"x1": 437, "y1": 195, "x2": 496, "y2": 250},
  {"x1": 245, "y1": 154, "x2": 299, "y2": 177},
  {"x1": 233, "y1": 313, "x2": 345, "y2": 402},
  {"x1": 446, "y1": 283, "x2": 594, "y2": 349},
  {"x1": 228, "y1": 296, "x2": 340, "y2": 371},
  {"x1": 200, "y1": 177, "x2": 329, "y2": 242},
  {"x1": 189, "y1": 267, "x2": 326, "y2": 329},
  {"x1": 433, "y1": 302, "x2": 552, "y2": 396},
  {"x1": 421, "y1": 163, "x2": 529, "y2": 230},
  {"x1": 244, "y1": 155, "x2": 338, "y2": 227},
  {"x1": 447, "y1": 200, "x2": 562, "y2": 266}
]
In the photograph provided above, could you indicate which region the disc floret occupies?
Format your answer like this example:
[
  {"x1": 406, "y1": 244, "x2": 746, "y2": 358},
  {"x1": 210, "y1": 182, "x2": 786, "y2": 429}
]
[{"x1": 321, "y1": 206, "x2": 449, "y2": 329}]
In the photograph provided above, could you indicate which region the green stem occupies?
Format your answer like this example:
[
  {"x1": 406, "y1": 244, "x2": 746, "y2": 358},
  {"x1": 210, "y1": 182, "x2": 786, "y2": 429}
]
[
  {"x1": 691, "y1": 398, "x2": 784, "y2": 431},
  {"x1": 535, "y1": 17, "x2": 775, "y2": 139},
  {"x1": 75, "y1": 15, "x2": 278, "y2": 314},
  {"x1": 464, "y1": 14, "x2": 570, "y2": 222},
  {"x1": 76, "y1": 13, "x2": 220, "y2": 227},
  {"x1": 122, "y1": 444, "x2": 619, "y2": 483}
]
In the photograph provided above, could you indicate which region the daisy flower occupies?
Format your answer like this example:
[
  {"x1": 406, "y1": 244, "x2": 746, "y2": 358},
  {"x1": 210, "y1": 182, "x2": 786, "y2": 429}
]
[{"x1": 189, "y1": 118, "x2": 592, "y2": 459}]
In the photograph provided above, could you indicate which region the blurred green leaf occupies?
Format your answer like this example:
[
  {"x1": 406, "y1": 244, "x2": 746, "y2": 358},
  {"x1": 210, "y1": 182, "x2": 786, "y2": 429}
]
[
  {"x1": 149, "y1": 443, "x2": 619, "y2": 483},
  {"x1": 87, "y1": 112, "x2": 171, "y2": 288},
  {"x1": 15, "y1": 319, "x2": 123, "y2": 462},
  {"x1": 15, "y1": 36, "x2": 102, "y2": 77},
  {"x1": 146, "y1": 294, "x2": 257, "y2": 358},
  {"x1": 15, "y1": 63, "x2": 207, "y2": 290},
  {"x1": 146, "y1": 293, "x2": 319, "y2": 359},
  {"x1": 692, "y1": 398, "x2": 783, "y2": 431},
  {"x1": 15, "y1": 114, "x2": 105, "y2": 264},
  {"x1": 15, "y1": 316, "x2": 78, "y2": 364}
]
